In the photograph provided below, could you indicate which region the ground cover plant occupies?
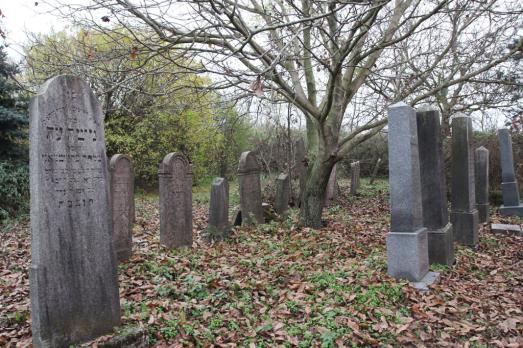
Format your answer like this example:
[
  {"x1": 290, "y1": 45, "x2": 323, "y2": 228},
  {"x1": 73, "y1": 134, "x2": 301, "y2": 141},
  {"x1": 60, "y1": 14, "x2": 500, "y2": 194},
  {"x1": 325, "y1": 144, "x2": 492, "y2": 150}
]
[{"x1": 0, "y1": 178, "x2": 522, "y2": 347}]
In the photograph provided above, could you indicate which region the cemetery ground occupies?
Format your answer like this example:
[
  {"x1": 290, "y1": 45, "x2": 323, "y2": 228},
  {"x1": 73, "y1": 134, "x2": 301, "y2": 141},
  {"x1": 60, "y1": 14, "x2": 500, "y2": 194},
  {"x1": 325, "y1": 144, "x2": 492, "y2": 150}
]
[{"x1": 1, "y1": 179, "x2": 522, "y2": 347}]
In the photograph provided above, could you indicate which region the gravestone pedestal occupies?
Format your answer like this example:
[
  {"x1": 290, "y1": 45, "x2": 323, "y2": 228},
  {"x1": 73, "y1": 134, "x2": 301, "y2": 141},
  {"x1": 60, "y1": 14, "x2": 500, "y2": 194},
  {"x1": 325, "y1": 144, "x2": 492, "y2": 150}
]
[{"x1": 387, "y1": 229, "x2": 429, "y2": 281}]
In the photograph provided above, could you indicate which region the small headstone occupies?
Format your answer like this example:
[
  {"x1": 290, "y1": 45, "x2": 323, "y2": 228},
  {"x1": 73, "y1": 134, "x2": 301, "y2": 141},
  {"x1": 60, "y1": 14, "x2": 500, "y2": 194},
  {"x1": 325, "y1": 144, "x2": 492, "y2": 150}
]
[
  {"x1": 386, "y1": 102, "x2": 430, "y2": 282},
  {"x1": 109, "y1": 154, "x2": 134, "y2": 262},
  {"x1": 490, "y1": 223, "x2": 522, "y2": 236},
  {"x1": 158, "y1": 153, "x2": 193, "y2": 248},
  {"x1": 350, "y1": 161, "x2": 360, "y2": 195},
  {"x1": 29, "y1": 75, "x2": 120, "y2": 347},
  {"x1": 474, "y1": 147, "x2": 489, "y2": 223},
  {"x1": 498, "y1": 129, "x2": 523, "y2": 216},
  {"x1": 274, "y1": 173, "x2": 290, "y2": 215},
  {"x1": 294, "y1": 138, "x2": 307, "y2": 204},
  {"x1": 238, "y1": 151, "x2": 263, "y2": 225},
  {"x1": 416, "y1": 107, "x2": 454, "y2": 266},
  {"x1": 369, "y1": 158, "x2": 382, "y2": 185},
  {"x1": 324, "y1": 164, "x2": 337, "y2": 206},
  {"x1": 233, "y1": 210, "x2": 242, "y2": 226},
  {"x1": 207, "y1": 177, "x2": 230, "y2": 238},
  {"x1": 450, "y1": 115, "x2": 479, "y2": 247}
]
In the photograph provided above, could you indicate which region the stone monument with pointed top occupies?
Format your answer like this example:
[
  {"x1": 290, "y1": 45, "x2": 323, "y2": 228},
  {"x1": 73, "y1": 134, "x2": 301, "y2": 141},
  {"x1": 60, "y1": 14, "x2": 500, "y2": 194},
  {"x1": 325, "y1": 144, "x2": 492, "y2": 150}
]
[
  {"x1": 498, "y1": 129, "x2": 523, "y2": 216},
  {"x1": 238, "y1": 151, "x2": 264, "y2": 224}
]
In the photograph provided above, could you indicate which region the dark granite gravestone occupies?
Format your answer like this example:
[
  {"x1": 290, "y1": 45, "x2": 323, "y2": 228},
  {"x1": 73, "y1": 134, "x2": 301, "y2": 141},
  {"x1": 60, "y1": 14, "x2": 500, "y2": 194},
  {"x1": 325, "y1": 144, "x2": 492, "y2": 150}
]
[
  {"x1": 498, "y1": 129, "x2": 523, "y2": 216},
  {"x1": 324, "y1": 164, "x2": 337, "y2": 206},
  {"x1": 474, "y1": 147, "x2": 489, "y2": 223},
  {"x1": 350, "y1": 161, "x2": 360, "y2": 195},
  {"x1": 386, "y1": 102, "x2": 430, "y2": 282},
  {"x1": 109, "y1": 154, "x2": 134, "y2": 262},
  {"x1": 158, "y1": 153, "x2": 193, "y2": 248},
  {"x1": 450, "y1": 115, "x2": 479, "y2": 247},
  {"x1": 29, "y1": 75, "x2": 120, "y2": 347},
  {"x1": 238, "y1": 151, "x2": 264, "y2": 224},
  {"x1": 416, "y1": 107, "x2": 454, "y2": 266},
  {"x1": 274, "y1": 173, "x2": 290, "y2": 215},
  {"x1": 208, "y1": 177, "x2": 230, "y2": 237}
]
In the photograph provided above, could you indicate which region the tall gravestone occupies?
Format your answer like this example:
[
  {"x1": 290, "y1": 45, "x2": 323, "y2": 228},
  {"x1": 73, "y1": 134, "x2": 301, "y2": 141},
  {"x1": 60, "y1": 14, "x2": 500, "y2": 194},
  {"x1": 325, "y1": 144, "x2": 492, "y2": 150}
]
[
  {"x1": 295, "y1": 138, "x2": 307, "y2": 203},
  {"x1": 238, "y1": 151, "x2": 264, "y2": 224},
  {"x1": 498, "y1": 129, "x2": 523, "y2": 216},
  {"x1": 324, "y1": 164, "x2": 337, "y2": 206},
  {"x1": 275, "y1": 173, "x2": 290, "y2": 215},
  {"x1": 158, "y1": 153, "x2": 193, "y2": 248},
  {"x1": 350, "y1": 161, "x2": 360, "y2": 195},
  {"x1": 208, "y1": 177, "x2": 230, "y2": 237},
  {"x1": 450, "y1": 115, "x2": 479, "y2": 247},
  {"x1": 387, "y1": 102, "x2": 429, "y2": 281},
  {"x1": 416, "y1": 108, "x2": 454, "y2": 266},
  {"x1": 29, "y1": 75, "x2": 120, "y2": 347},
  {"x1": 109, "y1": 154, "x2": 134, "y2": 262},
  {"x1": 474, "y1": 147, "x2": 490, "y2": 223}
]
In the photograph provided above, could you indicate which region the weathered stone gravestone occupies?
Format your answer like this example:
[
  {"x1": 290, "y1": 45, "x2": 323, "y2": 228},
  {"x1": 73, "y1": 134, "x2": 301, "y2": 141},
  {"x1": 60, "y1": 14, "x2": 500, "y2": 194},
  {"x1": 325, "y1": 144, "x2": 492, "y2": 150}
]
[
  {"x1": 386, "y1": 102, "x2": 430, "y2": 282},
  {"x1": 207, "y1": 177, "x2": 230, "y2": 238},
  {"x1": 416, "y1": 107, "x2": 454, "y2": 266},
  {"x1": 350, "y1": 161, "x2": 360, "y2": 195},
  {"x1": 498, "y1": 129, "x2": 523, "y2": 216},
  {"x1": 324, "y1": 164, "x2": 337, "y2": 206},
  {"x1": 238, "y1": 151, "x2": 264, "y2": 224},
  {"x1": 369, "y1": 158, "x2": 382, "y2": 185},
  {"x1": 474, "y1": 147, "x2": 489, "y2": 223},
  {"x1": 158, "y1": 153, "x2": 193, "y2": 248},
  {"x1": 109, "y1": 154, "x2": 134, "y2": 262},
  {"x1": 275, "y1": 173, "x2": 290, "y2": 215},
  {"x1": 294, "y1": 138, "x2": 307, "y2": 203},
  {"x1": 29, "y1": 75, "x2": 120, "y2": 347},
  {"x1": 450, "y1": 115, "x2": 479, "y2": 247}
]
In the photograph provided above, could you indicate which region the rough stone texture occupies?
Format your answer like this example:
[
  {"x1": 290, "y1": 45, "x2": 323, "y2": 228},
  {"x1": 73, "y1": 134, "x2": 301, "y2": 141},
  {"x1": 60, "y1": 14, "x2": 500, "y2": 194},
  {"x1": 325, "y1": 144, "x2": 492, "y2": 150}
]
[
  {"x1": 386, "y1": 102, "x2": 429, "y2": 281},
  {"x1": 324, "y1": 164, "x2": 337, "y2": 206},
  {"x1": 29, "y1": 75, "x2": 120, "y2": 348},
  {"x1": 474, "y1": 147, "x2": 489, "y2": 223},
  {"x1": 274, "y1": 173, "x2": 290, "y2": 215},
  {"x1": 410, "y1": 271, "x2": 440, "y2": 292},
  {"x1": 450, "y1": 115, "x2": 479, "y2": 247},
  {"x1": 208, "y1": 177, "x2": 230, "y2": 235},
  {"x1": 294, "y1": 138, "x2": 307, "y2": 202},
  {"x1": 350, "y1": 161, "x2": 360, "y2": 195},
  {"x1": 238, "y1": 151, "x2": 263, "y2": 225},
  {"x1": 490, "y1": 223, "x2": 523, "y2": 236},
  {"x1": 109, "y1": 154, "x2": 134, "y2": 262},
  {"x1": 498, "y1": 129, "x2": 523, "y2": 216},
  {"x1": 416, "y1": 107, "x2": 454, "y2": 266},
  {"x1": 158, "y1": 153, "x2": 193, "y2": 248}
]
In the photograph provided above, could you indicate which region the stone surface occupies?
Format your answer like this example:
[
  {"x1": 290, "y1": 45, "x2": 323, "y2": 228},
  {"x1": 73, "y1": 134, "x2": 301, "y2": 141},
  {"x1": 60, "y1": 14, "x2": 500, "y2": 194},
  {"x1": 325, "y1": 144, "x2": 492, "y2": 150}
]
[
  {"x1": 386, "y1": 102, "x2": 429, "y2": 281},
  {"x1": 410, "y1": 271, "x2": 440, "y2": 292},
  {"x1": 208, "y1": 177, "x2": 230, "y2": 237},
  {"x1": 29, "y1": 75, "x2": 120, "y2": 347},
  {"x1": 274, "y1": 173, "x2": 290, "y2": 215},
  {"x1": 369, "y1": 158, "x2": 381, "y2": 185},
  {"x1": 324, "y1": 164, "x2": 337, "y2": 206},
  {"x1": 498, "y1": 129, "x2": 522, "y2": 209},
  {"x1": 474, "y1": 147, "x2": 489, "y2": 223},
  {"x1": 350, "y1": 161, "x2": 360, "y2": 195},
  {"x1": 238, "y1": 151, "x2": 263, "y2": 225},
  {"x1": 499, "y1": 204, "x2": 523, "y2": 216},
  {"x1": 450, "y1": 114, "x2": 479, "y2": 247},
  {"x1": 158, "y1": 153, "x2": 193, "y2": 248},
  {"x1": 416, "y1": 107, "x2": 454, "y2": 266},
  {"x1": 294, "y1": 138, "x2": 307, "y2": 203},
  {"x1": 490, "y1": 223, "x2": 523, "y2": 236},
  {"x1": 109, "y1": 154, "x2": 134, "y2": 262}
]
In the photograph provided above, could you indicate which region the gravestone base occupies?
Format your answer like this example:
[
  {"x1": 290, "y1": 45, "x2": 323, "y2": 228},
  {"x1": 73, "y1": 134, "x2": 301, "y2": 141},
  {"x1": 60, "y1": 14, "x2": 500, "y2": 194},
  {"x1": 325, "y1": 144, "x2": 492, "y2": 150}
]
[
  {"x1": 387, "y1": 228, "x2": 429, "y2": 282},
  {"x1": 499, "y1": 204, "x2": 523, "y2": 217},
  {"x1": 501, "y1": 181, "x2": 521, "y2": 207},
  {"x1": 427, "y1": 223, "x2": 454, "y2": 266},
  {"x1": 477, "y1": 203, "x2": 489, "y2": 223},
  {"x1": 410, "y1": 271, "x2": 440, "y2": 292},
  {"x1": 490, "y1": 223, "x2": 523, "y2": 236},
  {"x1": 450, "y1": 210, "x2": 479, "y2": 247}
]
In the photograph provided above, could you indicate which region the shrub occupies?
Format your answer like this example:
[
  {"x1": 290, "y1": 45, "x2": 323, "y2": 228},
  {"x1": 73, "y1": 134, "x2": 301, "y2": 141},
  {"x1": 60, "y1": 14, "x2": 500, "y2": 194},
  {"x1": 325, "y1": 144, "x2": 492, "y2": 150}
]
[{"x1": 0, "y1": 161, "x2": 29, "y2": 221}]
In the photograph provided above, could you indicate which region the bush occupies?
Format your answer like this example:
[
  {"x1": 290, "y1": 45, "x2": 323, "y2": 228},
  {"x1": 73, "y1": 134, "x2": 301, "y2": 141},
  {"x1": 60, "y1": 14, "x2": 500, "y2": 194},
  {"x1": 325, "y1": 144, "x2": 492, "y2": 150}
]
[{"x1": 0, "y1": 161, "x2": 29, "y2": 221}]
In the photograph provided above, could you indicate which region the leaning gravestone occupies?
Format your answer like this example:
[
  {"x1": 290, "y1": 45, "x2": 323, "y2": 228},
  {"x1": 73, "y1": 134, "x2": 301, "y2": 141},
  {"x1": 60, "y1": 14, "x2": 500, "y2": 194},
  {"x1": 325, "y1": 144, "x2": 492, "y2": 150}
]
[
  {"x1": 158, "y1": 153, "x2": 193, "y2": 248},
  {"x1": 274, "y1": 173, "x2": 290, "y2": 215},
  {"x1": 474, "y1": 147, "x2": 489, "y2": 223},
  {"x1": 416, "y1": 107, "x2": 454, "y2": 266},
  {"x1": 369, "y1": 158, "x2": 382, "y2": 185},
  {"x1": 29, "y1": 75, "x2": 120, "y2": 347},
  {"x1": 324, "y1": 164, "x2": 337, "y2": 206},
  {"x1": 386, "y1": 102, "x2": 430, "y2": 282},
  {"x1": 238, "y1": 151, "x2": 264, "y2": 224},
  {"x1": 450, "y1": 115, "x2": 479, "y2": 247},
  {"x1": 350, "y1": 161, "x2": 360, "y2": 195},
  {"x1": 208, "y1": 177, "x2": 230, "y2": 238},
  {"x1": 109, "y1": 154, "x2": 135, "y2": 262},
  {"x1": 498, "y1": 129, "x2": 523, "y2": 216}
]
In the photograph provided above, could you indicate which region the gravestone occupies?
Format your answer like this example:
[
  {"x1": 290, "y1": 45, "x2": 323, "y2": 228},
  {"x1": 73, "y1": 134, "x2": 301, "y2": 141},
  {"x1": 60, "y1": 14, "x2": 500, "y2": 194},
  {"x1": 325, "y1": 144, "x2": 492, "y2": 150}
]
[
  {"x1": 208, "y1": 177, "x2": 230, "y2": 237},
  {"x1": 369, "y1": 158, "x2": 382, "y2": 185},
  {"x1": 474, "y1": 147, "x2": 489, "y2": 223},
  {"x1": 294, "y1": 138, "x2": 307, "y2": 203},
  {"x1": 386, "y1": 102, "x2": 430, "y2": 282},
  {"x1": 29, "y1": 75, "x2": 120, "y2": 347},
  {"x1": 324, "y1": 164, "x2": 337, "y2": 206},
  {"x1": 498, "y1": 129, "x2": 523, "y2": 216},
  {"x1": 238, "y1": 151, "x2": 263, "y2": 224},
  {"x1": 490, "y1": 223, "x2": 523, "y2": 236},
  {"x1": 158, "y1": 153, "x2": 193, "y2": 248},
  {"x1": 416, "y1": 107, "x2": 454, "y2": 266},
  {"x1": 350, "y1": 161, "x2": 360, "y2": 195},
  {"x1": 109, "y1": 154, "x2": 134, "y2": 262},
  {"x1": 274, "y1": 173, "x2": 290, "y2": 215},
  {"x1": 450, "y1": 115, "x2": 479, "y2": 247}
]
